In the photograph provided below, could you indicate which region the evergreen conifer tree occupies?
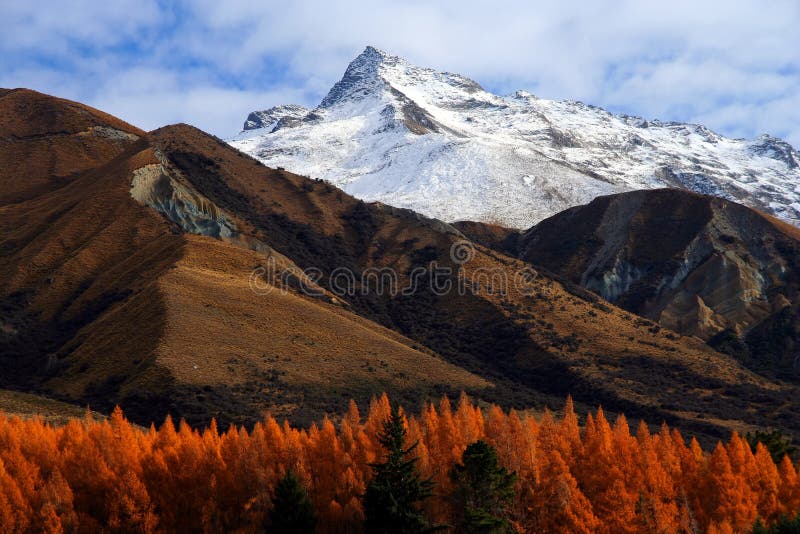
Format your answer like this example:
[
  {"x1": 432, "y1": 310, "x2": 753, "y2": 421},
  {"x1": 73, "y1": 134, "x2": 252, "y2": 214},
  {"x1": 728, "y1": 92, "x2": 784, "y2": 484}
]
[
  {"x1": 450, "y1": 440, "x2": 518, "y2": 533},
  {"x1": 750, "y1": 513, "x2": 800, "y2": 534},
  {"x1": 746, "y1": 430, "x2": 797, "y2": 463},
  {"x1": 363, "y1": 405, "x2": 438, "y2": 533},
  {"x1": 267, "y1": 469, "x2": 317, "y2": 533}
]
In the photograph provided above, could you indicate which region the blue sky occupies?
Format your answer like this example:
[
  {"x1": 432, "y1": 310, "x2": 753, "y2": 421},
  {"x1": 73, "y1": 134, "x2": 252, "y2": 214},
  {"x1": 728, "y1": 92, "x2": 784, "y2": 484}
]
[{"x1": 2, "y1": 0, "x2": 799, "y2": 146}]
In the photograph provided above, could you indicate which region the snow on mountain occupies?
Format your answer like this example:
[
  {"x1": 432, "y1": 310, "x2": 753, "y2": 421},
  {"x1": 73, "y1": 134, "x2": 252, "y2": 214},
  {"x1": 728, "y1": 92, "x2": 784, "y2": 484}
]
[{"x1": 230, "y1": 46, "x2": 800, "y2": 229}]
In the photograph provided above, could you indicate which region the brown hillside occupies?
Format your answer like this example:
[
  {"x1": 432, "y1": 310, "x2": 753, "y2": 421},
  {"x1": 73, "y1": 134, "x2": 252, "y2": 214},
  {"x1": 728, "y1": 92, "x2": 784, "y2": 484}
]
[
  {"x1": 519, "y1": 188, "x2": 800, "y2": 378},
  {"x1": 0, "y1": 99, "x2": 489, "y2": 428},
  {"x1": 0, "y1": 389, "x2": 96, "y2": 425},
  {"x1": 451, "y1": 220, "x2": 520, "y2": 255},
  {"x1": 2, "y1": 91, "x2": 799, "y2": 443},
  {"x1": 0, "y1": 88, "x2": 143, "y2": 204}
]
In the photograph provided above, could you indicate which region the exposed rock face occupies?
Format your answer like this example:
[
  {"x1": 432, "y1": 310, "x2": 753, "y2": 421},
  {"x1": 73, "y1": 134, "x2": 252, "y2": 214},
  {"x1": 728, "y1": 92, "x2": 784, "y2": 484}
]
[
  {"x1": 84, "y1": 125, "x2": 140, "y2": 141},
  {"x1": 319, "y1": 46, "x2": 388, "y2": 108},
  {"x1": 129, "y1": 149, "x2": 280, "y2": 257},
  {"x1": 131, "y1": 161, "x2": 237, "y2": 240},
  {"x1": 243, "y1": 104, "x2": 310, "y2": 131},
  {"x1": 750, "y1": 135, "x2": 799, "y2": 169},
  {"x1": 519, "y1": 189, "x2": 800, "y2": 374}
]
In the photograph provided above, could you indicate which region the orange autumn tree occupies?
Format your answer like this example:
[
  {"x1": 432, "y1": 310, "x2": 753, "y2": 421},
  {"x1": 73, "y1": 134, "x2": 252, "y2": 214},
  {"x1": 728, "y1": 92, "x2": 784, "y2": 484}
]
[{"x1": 0, "y1": 395, "x2": 798, "y2": 533}]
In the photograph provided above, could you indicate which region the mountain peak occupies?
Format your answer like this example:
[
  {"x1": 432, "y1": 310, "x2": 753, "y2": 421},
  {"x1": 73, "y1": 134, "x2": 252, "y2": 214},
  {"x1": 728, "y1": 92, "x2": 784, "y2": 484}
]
[
  {"x1": 361, "y1": 45, "x2": 390, "y2": 61},
  {"x1": 319, "y1": 46, "x2": 402, "y2": 108},
  {"x1": 351, "y1": 45, "x2": 400, "y2": 69}
]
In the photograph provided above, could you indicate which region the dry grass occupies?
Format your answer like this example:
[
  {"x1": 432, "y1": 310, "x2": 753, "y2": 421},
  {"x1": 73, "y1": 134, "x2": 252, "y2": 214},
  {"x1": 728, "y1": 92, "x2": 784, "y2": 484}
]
[
  {"x1": 0, "y1": 389, "x2": 94, "y2": 425},
  {"x1": 0, "y1": 88, "x2": 143, "y2": 204}
]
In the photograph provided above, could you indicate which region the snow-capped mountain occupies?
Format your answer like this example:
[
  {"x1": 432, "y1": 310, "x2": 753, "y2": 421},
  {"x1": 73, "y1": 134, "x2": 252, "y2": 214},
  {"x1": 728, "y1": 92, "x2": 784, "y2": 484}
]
[{"x1": 230, "y1": 46, "x2": 800, "y2": 229}]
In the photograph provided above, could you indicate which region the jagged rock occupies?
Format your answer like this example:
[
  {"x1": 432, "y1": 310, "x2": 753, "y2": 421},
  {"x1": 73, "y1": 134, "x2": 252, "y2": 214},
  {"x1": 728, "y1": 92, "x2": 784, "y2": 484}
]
[{"x1": 243, "y1": 104, "x2": 310, "y2": 131}]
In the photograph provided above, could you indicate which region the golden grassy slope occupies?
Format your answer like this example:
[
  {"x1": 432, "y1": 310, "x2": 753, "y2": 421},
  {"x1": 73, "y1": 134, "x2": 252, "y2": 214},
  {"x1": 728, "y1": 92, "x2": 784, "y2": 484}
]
[
  {"x1": 0, "y1": 88, "x2": 143, "y2": 204},
  {"x1": 0, "y1": 389, "x2": 93, "y2": 424}
]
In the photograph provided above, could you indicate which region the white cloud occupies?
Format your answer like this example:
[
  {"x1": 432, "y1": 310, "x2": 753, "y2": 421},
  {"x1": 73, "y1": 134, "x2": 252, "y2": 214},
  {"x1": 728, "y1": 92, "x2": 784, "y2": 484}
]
[
  {"x1": 1, "y1": 0, "x2": 798, "y2": 145},
  {"x1": 101, "y1": 86, "x2": 311, "y2": 135},
  {"x1": 90, "y1": 67, "x2": 313, "y2": 134},
  {"x1": 0, "y1": 0, "x2": 161, "y2": 51}
]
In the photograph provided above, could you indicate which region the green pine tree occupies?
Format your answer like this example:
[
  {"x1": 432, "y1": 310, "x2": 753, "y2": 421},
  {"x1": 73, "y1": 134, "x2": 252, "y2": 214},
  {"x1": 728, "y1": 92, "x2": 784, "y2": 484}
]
[
  {"x1": 363, "y1": 405, "x2": 439, "y2": 534},
  {"x1": 753, "y1": 518, "x2": 769, "y2": 534},
  {"x1": 751, "y1": 512, "x2": 800, "y2": 534},
  {"x1": 449, "y1": 440, "x2": 518, "y2": 534},
  {"x1": 746, "y1": 429, "x2": 797, "y2": 463},
  {"x1": 267, "y1": 469, "x2": 317, "y2": 534}
]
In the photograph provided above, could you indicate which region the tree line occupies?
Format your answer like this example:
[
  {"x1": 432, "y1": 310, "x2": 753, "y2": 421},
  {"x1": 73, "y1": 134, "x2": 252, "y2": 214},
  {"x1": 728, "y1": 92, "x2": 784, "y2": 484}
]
[{"x1": 0, "y1": 394, "x2": 799, "y2": 533}]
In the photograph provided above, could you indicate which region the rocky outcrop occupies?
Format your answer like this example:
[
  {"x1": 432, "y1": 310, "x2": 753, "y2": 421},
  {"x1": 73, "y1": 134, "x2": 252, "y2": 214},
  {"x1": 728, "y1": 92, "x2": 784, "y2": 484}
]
[
  {"x1": 243, "y1": 105, "x2": 310, "y2": 131},
  {"x1": 131, "y1": 161, "x2": 236, "y2": 239},
  {"x1": 519, "y1": 189, "x2": 800, "y2": 374},
  {"x1": 82, "y1": 125, "x2": 140, "y2": 141},
  {"x1": 130, "y1": 150, "x2": 273, "y2": 256},
  {"x1": 750, "y1": 134, "x2": 799, "y2": 169}
]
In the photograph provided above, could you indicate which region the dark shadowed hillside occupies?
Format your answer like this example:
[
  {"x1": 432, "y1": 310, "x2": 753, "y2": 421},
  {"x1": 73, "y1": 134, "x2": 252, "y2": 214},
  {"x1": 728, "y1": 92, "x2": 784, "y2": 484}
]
[{"x1": 517, "y1": 189, "x2": 800, "y2": 378}]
